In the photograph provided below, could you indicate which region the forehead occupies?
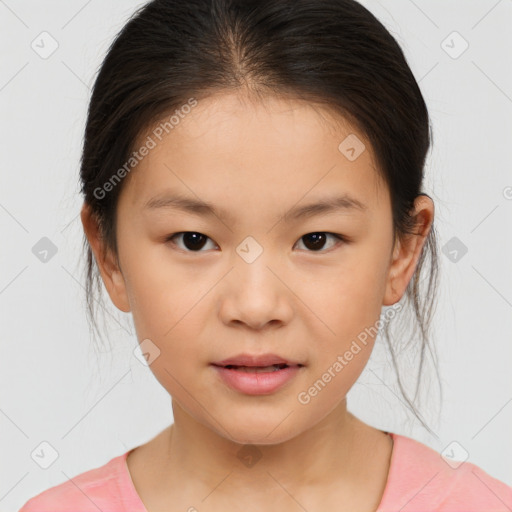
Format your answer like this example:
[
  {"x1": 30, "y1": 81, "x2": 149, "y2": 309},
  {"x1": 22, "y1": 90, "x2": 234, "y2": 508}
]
[{"x1": 120, "y1": 91, "x2": 387, "y2": 216}]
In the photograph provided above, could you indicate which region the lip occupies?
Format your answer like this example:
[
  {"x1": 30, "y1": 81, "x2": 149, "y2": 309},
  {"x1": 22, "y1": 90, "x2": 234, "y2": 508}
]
[
  {"x1": 212, "y1": 353, "x2": 303, "y2": 367},
  {"x1": 212, "y1": 364, "x2": 303, "y2": 395},
  {"x1": 210, "y1": 353, "x2": 305, "y2": 395}
]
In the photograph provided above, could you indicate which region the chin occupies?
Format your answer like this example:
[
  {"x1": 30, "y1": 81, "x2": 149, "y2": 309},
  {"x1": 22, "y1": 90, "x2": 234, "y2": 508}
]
[{"x1": 210, "y1": 412, "x2": 304, "y2": 447}]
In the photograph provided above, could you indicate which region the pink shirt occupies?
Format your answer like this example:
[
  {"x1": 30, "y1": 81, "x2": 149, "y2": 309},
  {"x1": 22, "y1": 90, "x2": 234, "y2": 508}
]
[{"x1": 18, "y1": 432, "x2": 512, "y2": 511}]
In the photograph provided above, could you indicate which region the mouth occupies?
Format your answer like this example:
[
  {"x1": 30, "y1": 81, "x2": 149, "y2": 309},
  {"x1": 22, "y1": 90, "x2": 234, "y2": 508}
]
[
  {"x1": 210, "y1": 355, "x2": 305, "y2": 395},
  {"x1": 216, "y1": 363, "x2": 302, "y2": 373},
  {"x1": 211, "y1": 353, "x2": 305, "y2": 368}
]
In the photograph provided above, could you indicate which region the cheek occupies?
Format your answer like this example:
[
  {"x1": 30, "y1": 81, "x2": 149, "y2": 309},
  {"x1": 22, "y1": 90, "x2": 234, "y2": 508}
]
[
  {"x1": 129, "y1": 278, "x2": 204, "y2": 346},
  {"x1": 302, "y1": 259, "x2": 386, "y2": 336},
  {"x1": 124, "y1": 254, "x2": 211, "y2": 360},
  {"x1": 130, "y1": 295, "x2": 210, "y2": 403},
  {"x1": 120, "y1": 241, "x2": 195, "y2": 334},
  {"x1": 294, "y1": 254, "x2": 388, "y2": 390}
]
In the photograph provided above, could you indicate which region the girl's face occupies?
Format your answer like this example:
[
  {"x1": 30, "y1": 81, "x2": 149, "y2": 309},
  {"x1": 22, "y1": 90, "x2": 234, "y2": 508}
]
[{"x1": 86, "y1": 91, "x2": 430, "y2": 445}]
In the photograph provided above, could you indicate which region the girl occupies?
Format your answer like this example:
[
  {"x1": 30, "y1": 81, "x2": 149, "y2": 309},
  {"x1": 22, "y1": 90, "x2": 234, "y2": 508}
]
[{"x1": 19, "y1": 0, "x2": 512, "y2": 511}]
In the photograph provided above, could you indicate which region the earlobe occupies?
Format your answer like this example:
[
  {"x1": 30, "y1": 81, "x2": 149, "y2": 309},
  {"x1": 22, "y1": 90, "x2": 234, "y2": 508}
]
[
  {"x1": 382, "y1": 237, "x2": 403, "y2": 306},
  {"x1": 109, "y1": 268, "x2": 131, "y2": 313},
  {"x1": 80, "y1": 202, "x2": 132, "y2": 313},
  {"x1": 383, "y1": 235, "x2": 416, "y2": 306},
  {"x1": 382, "y1": 195, "x2": 434, "y2": 306}
]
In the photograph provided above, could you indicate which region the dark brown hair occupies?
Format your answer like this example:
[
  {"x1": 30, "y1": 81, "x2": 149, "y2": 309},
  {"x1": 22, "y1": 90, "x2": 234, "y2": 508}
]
[{"x1": 80, "y1": 0, "x2": 442, "y2": 436}]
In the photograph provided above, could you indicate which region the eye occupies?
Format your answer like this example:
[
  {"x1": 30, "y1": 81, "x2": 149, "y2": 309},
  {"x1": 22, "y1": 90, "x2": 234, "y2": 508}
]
[
  {"x1": 164, "y1": 231, "x2": 346, "y2": 253},
  {"x1": 165, "y1": 232, "x2": 218, "y2": 252},
  {"x1": 294, "y1": 232, "x2": 346, "y2": 252}
]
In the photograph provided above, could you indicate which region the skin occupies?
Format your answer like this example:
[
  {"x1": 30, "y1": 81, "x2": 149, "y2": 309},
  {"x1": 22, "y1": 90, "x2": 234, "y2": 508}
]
[{"x1": 82, "y1": 90, "x2": 434, "y2": 512}]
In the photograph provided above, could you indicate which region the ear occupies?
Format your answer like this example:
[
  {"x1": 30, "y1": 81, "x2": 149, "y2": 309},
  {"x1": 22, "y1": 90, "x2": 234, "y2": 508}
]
[
  {"x1": 382, "y1": 195, "x2": 434, "y2": 306},
  {"x1": 80, "y1": 202, "x2": 131, "y2": 313}
]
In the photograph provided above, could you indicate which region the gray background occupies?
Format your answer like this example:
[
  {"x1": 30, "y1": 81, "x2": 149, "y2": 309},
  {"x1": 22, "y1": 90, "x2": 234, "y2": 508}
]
[{"x1": 1, "y1": 1, "x2": 511, "y2": 510}]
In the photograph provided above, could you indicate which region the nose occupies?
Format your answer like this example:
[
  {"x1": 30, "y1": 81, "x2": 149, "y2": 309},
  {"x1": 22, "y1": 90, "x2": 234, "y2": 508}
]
[{"x1": 218, "y1": 255, "x2": 294, "y2": 331}]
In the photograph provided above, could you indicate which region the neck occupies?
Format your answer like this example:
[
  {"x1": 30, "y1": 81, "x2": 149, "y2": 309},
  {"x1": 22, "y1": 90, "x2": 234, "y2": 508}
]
[{"x1": 160, "y1": 399, "x2": 370, "y2": 496}]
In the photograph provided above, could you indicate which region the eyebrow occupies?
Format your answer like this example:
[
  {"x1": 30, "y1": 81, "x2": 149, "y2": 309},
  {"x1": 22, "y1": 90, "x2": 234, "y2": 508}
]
[{"x1": 142, "y1": 192, "x2": 368, "y2": 223}]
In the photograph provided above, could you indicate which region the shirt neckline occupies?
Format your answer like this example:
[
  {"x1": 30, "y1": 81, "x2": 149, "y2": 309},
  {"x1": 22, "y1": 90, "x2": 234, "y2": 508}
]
[
  {"x1": 375, "y1": 431, "x2": 398, "y2": 511},
  {"x1": 119, "y1": 430, "x2": 399, "y2": 512}
]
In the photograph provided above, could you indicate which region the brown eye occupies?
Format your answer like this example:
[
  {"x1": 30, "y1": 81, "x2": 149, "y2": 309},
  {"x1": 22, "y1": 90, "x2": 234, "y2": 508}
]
[
  {"x1": 165, "y1": 232, "x2": 217, "y2": 252},
  {"x1": 295, "y1": 232, "x2": 345, "y2": 252}
]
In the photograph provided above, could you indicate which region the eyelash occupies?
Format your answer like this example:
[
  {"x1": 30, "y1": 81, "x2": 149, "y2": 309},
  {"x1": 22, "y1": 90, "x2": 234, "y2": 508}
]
[{"x1": 164, "y1": 231, "x2": 347, "y2": 253}]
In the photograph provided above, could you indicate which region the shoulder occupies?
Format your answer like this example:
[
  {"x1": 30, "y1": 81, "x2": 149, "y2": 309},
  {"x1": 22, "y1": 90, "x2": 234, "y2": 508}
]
[
  {"x1": 18, "y1": 451, "x2": 136, "y2": 512},
  {"x1": 378, "y1": 432, "x2": 512, "y2": 512}
]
